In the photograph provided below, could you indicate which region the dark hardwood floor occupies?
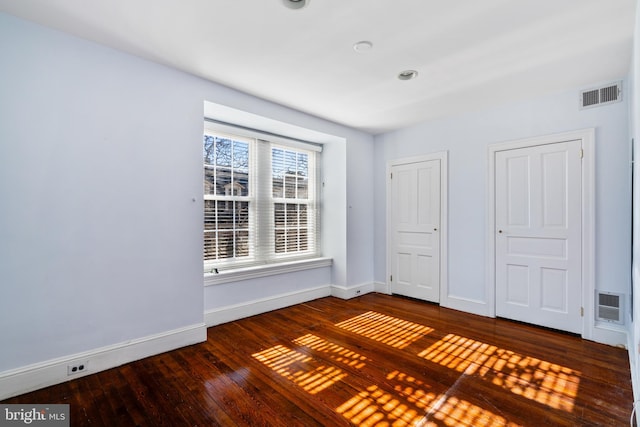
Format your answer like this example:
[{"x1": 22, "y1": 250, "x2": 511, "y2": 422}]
[{"x1": 2, "y1": 293, "x2": 633, "y2": 426}]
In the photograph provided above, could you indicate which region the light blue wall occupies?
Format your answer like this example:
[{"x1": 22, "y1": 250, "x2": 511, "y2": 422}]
[
  {"x1": 0, "y1": 13, "x2": 203, "y2": 371},
  {"x1": 374, "y1": 84, "x2": 631, "y2": 309},
  {"x1": 0, "y1": 12, "x2": 374, "y2": 374}
]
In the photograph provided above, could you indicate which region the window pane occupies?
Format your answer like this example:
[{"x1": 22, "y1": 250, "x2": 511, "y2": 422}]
[
  {"x1": 299, "y1": 229, "x2": 308, "y2": 251},
  {"x1": 233, "y1": 142, "x2": 249, "y2": 173},
  {"x1": 275, "y1": 229, "x2": 285, "y2": 254},
  {"x1": 272, "y1": 147, "x2": 310, "y2": 200},
  {"x1": 204, "y1": 135, "x2": 216, "y2": 165},
  {"x1": 297, "y1": 176, "x2": 308, "y2": 199},
  {"x1": 286, "y1": 203, "x2": 298, "y2": 226},
  {"x1": 273, "y1": 202, "x2": 309, "y2": 254},
  {"x1": 299, "y1": 205, "x2": 308, "y2": 226},
  {"x1": 217, "y1": 231, "x2": 234, "y2": 259},
  {"x1": 204, "y1": 167, "x2": 216, "y2": 196},
  {"x1": 272, "y1": 148, "x2": 284, "y2": 198},
  {"x1": 235, "y1": 201, "x2": 250, "y2": 229},
  {"x1": 203, "y1": 135, "x2": 250, "y2": 197},
  {"x1": 217, "y1": 201, "x2": 234, "y2": 229},
  {"x1": 284, "y1": 174, "x2": 296, "y2": 199},
  {"x1": 204, "y1": 200, "x2": 217, "y2": 231},
  {"x1": 274, "y1": 203, "x2": 285, "y2": 227},
  {"x1": 297, "y1": 153, "x2": 308, "y2": 199},
  {"x1": 285, "y1": 151, "x2": 297, "y2": 199},
  {"x1": 297, "y1": 153, "x2": 308, "y2": 174},
  {"x1": 203, "y1": 198, "x2": 250, "y2": 260},
  {"x1": 236, "y1": 231, "x2": 249, "y2": 257},
  {"x1": 204, "y1": 231, "x2": 217, "y2": 261},
  {"x1": 215, "y1": 138, "x2": 233, "y2": 167},
  {"x1": 286, "y1": 229, "x2": 298, "y2": 252},
  {"x1": 285, "y1": 150, "x2": 297, "y2": 174}
]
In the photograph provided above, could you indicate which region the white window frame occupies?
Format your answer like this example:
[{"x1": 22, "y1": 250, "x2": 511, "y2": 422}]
[
  {"x1": 203, "y1": 132, "x2": 255, "y2": 268},
  {"x1": 271, "y1": 143, "x2": 318, "y2": 259},
  {"x1": 203, "y1": 121, "x2": 329, "y2": 285}
]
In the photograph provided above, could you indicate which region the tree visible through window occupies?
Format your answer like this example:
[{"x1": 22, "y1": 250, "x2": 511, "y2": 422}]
[
  {"x1": 203, "y1": 135, "x2": 250, "y2": 261},
  {"x1": 204, "y1": 129, "x2": 319, "y2": 271}
]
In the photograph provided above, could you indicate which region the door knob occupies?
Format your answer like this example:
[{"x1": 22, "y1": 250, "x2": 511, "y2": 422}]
[
  {"x1": 498, "y1": 230, "x2": 503, "y2": 234},
  {"x1": 434, "y1": 228, "x2": 438, "y2": 231}
]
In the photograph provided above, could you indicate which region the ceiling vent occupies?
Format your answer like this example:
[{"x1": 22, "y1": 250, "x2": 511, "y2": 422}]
[
  {"x1": 580, "y1": 81, "x2": 622, "y2": 109},
  {"x1": 595, "y1": 291, "x2": 624, "y2": 324}
]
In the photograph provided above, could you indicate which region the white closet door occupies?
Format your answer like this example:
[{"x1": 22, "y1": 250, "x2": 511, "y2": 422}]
[
  {"x1": 390, "y1": 159, "x2": 441, "y2": 302},
  {"x1": 495, "y1": 140, "x2": 582, "y2": 333}
]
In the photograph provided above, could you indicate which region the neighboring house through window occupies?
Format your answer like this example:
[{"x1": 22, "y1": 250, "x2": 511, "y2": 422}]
[{"x1": 203, "y1": 123, "x2": 321, "y2": 272}]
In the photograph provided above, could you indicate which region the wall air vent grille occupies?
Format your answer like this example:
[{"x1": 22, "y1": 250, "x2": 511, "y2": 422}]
[
  {"x1": 595, "y1": 291, "x2": 623, "y2": 324},
  {"x1": 581, "y1": 89, "x2": 599, "y2": 107},
  {"x1": 580, "y1": 82, "x2": 622, "y2": 109}
]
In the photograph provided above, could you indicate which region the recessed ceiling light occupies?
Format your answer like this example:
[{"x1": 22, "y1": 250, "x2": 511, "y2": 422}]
[
  {"x1": 282, "y1": 0, "x2": 310, "y2": 10},
  {"x1": 398, "y1": 70, "x2": 419, "y2": 81},
  {"x1": 353, "y1": 41, "x2": 373, "y2": 53}
]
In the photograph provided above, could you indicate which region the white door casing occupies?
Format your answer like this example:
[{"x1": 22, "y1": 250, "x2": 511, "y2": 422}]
[
  {"x1": 387, "y1": 152, "x2": 448, "y2": 303},
  {"x1": 487, "y1": 129, "x2": 595, "y2": 339},
  {"x1": 495, "y1": 140, "x2": 582, "y2": 333}
]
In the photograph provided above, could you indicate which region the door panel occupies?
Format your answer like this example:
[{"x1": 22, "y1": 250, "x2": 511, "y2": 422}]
[
  {"x1": 506, "y1": 264, "x2": 529, "y2": 305},
  {"x1": 495, "y1": 140, "x2": 582, "y2": 333},
  {"x1": 541, "y1": 267, "x2": 568, "y2": 311},
  {"x1": 507, "y1": 155, "x2": 531, "y2": 227},
  {"x1": 390, "y1": 160, "x2": 440, "y2": 302}
]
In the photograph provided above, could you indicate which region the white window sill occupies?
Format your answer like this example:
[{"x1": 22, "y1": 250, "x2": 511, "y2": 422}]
[{"x1": 204, "y1": 257, "x2": 332, "y2": 286}]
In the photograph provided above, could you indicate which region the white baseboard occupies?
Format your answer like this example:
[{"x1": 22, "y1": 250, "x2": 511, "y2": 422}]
[
  {"x1": 589, "y1": 323, "x2": 628, "y2": 347},
  {"x1": 330, "y1": 283, "x2": 375, "y2": 300},
  {"x1": 374, "y1": 281, "x2": 389, "y2": 294},
  {"x1": 205, "y1": 285, "x2": 332, "y2": 327},
  {"x1": 441, "y1": 295, "x2": 491, "y2": 317},
  {"x1": 0, "y1": 323, "x2": 207, "y2": 401}
]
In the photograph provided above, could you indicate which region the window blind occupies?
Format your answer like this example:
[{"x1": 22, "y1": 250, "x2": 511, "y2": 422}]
[{"x1": 203, "y1": 121, "x2": 321, "y2": 272}]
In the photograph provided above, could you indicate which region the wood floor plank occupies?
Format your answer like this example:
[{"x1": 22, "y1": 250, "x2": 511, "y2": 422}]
[{"x1": 1, "y1": 293, "x2": 632, "y2": 426}]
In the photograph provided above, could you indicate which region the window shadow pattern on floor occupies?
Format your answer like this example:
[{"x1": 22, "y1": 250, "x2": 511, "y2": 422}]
[{"x1": 252, "y1": 310, "x2": 581, "y2": 426}]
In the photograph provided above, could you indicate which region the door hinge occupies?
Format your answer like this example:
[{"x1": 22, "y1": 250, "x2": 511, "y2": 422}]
[
  {"x1": 581, "y1": 307, "x2": 584, "y2": 317},
  {"x1": 390, "y1": 172, "x2": 393, "y2": 179},
  {"x1": 580, "y1": 148, "x2": 584, "y2": 159},
  {"x1": 390, "y1": 275, "x2": 393, "y2": 282}
]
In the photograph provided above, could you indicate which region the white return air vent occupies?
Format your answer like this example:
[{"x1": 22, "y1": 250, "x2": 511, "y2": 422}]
[
  {"x1": 580, "y1": 81, "x2": 622, "y2": 109},
  {"x1": 595, "y1": 291, "x2": 624, "y2": 324}
]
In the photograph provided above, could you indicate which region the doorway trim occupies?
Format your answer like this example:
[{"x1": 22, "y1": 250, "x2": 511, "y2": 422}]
[
  {"x1": 486, "y1": 128, "x2": 595, "y2": 339},
  {"x1": 386, "y1": 151, "x2": 449, "y2": 302}
]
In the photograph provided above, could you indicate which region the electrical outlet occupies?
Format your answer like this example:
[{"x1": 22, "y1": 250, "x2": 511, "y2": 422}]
[{"x1": 67, "y1": 361, "x2": 89, "y2": 376}]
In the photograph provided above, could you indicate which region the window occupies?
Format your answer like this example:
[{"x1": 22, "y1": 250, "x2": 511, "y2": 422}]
[
  {"x1": 272, "y1": 147, "x2": 310, "y2": 254},
  {"x1": 204, "y1": 125, "x2": 321, "y2": 272},
  {"x1": 203, "y1": 134, "x2": 250, "y2": 261}
]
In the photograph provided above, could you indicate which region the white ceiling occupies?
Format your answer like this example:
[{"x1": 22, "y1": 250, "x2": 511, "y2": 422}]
[{"x1": 0, "y1": 0, "x2": 636, "y2": 134}]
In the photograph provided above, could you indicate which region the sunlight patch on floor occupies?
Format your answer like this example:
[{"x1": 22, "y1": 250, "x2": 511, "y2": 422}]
[
  {"x1": 418, "y1": 334, "x2": 580, "y2": 412},
  {"x1": 293, "y1": 334, "x2": 368, "y2": 369},
  {"x1": 252, "y1": 345, "x2": 347, "y2": 394},
  {"x1": 253, "y1": 315, "x2": 576, "y2": 425},
  {"x1": 335, "y1": 311, "x2": 434, "y2": 349},
  {"x1": 337, "y1": 384, "x2": 432, "y2": 426},
  {"x1": 337, "y1": 382, "x2": 520, "y2": 427},
  {"x1": 419, "y1": 395, "x2": 522, "y2": 427}
]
